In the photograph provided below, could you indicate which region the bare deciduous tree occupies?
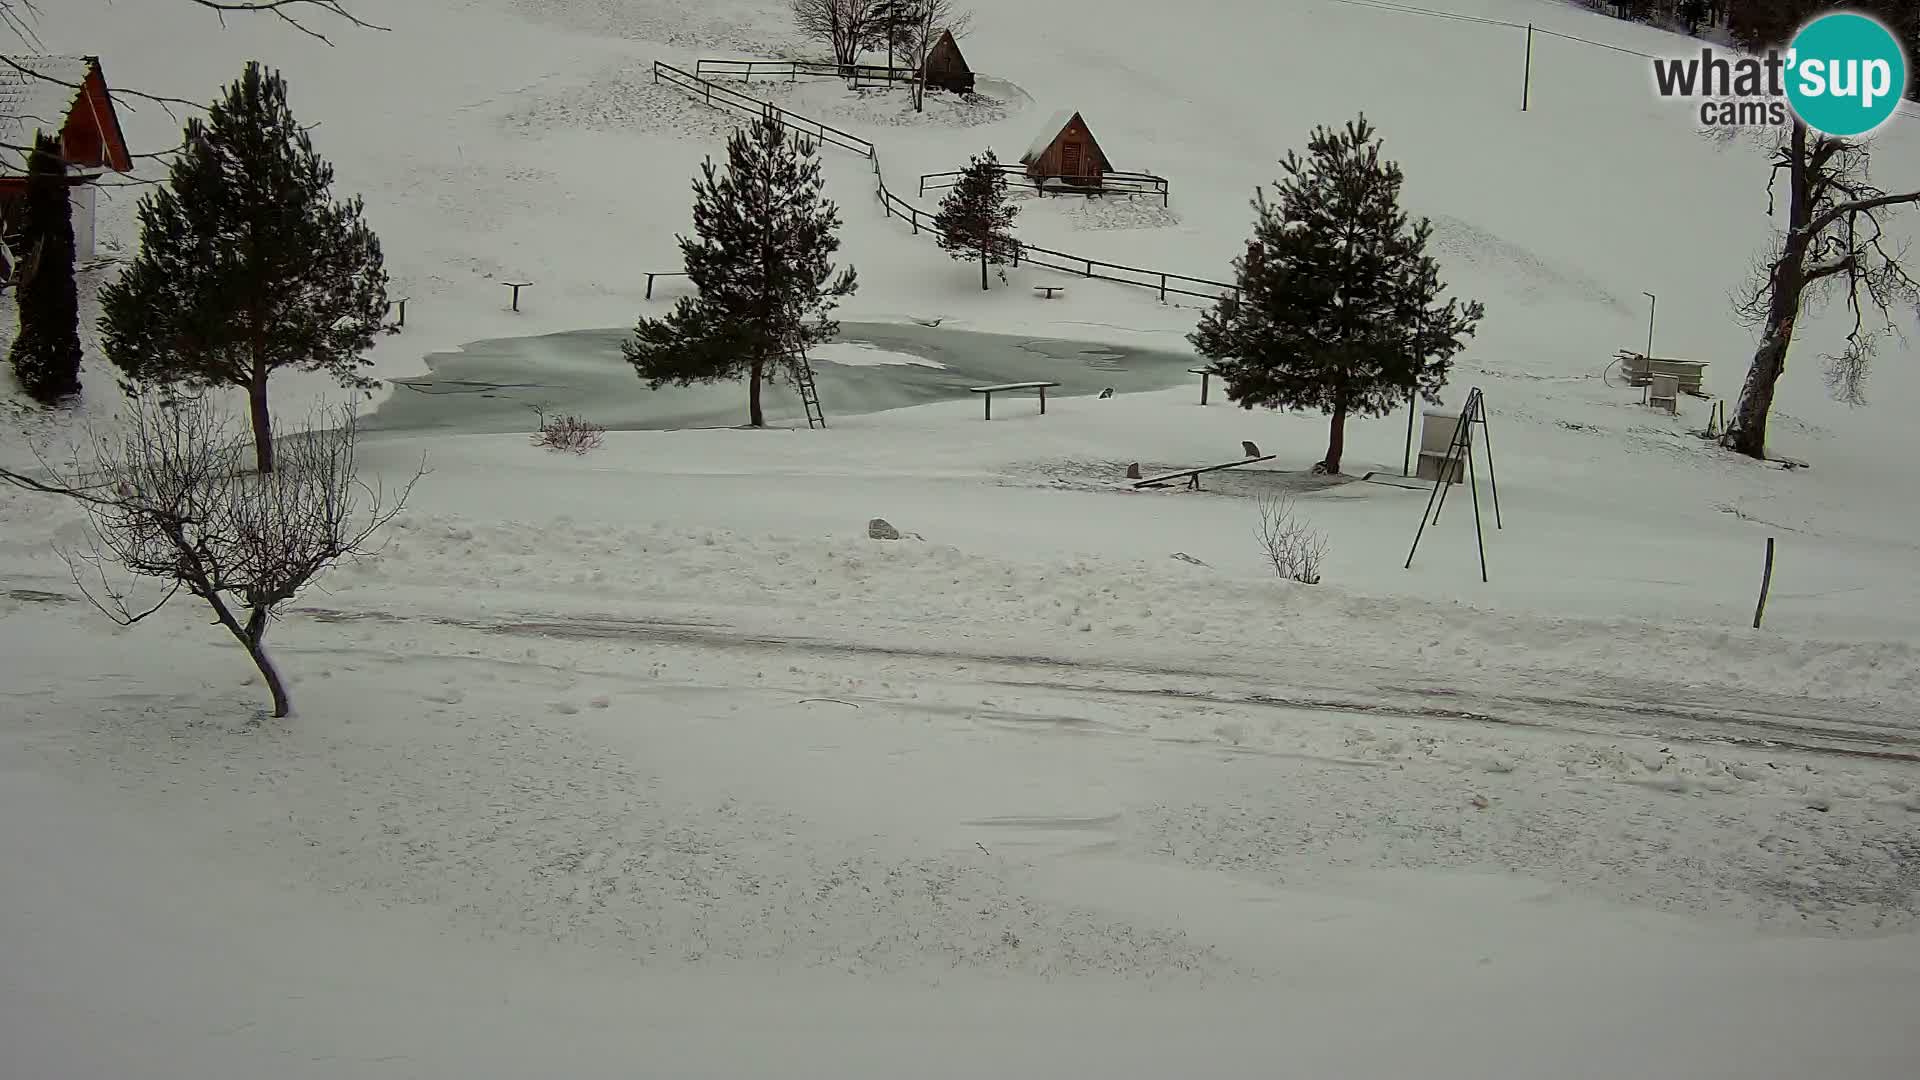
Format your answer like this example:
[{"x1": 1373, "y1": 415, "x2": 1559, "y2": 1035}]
[
  {"x1": 1255, "y1": 493, "x2": 1327, "y2": 585},
  {"x1": 3, "y1": 399, "x2": 419, "y2": 719},
  {"x1": 789, "y1": 0, "x2": 885, "y2": 70},
  {"x1": 1722, "y1": 121, "x2": 1920, "y2": 458}
]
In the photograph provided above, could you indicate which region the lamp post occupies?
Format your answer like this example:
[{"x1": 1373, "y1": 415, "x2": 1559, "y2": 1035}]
[{"x1": 1643, "y1": 291, "x2": 1657, "y2": 359}]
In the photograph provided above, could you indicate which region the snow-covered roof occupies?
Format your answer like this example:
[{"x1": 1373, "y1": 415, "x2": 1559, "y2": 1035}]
[
  {"x1": 1023, "y1": 109, "x2": 1080, "y2": 163},
  {"x1": 0, "y1": 55, "x2": 96, "y2": 174}
]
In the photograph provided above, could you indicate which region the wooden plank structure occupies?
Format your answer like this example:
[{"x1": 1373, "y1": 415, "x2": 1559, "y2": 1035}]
[
  {"x1": 1022, "y1": 110, "x2": 1110, "y2": 190},
  {"x1": 970, "y1": 380, "x2": 1059, "y2": 419},
  {"x1": 1616, "y1": 351, "x2": 1707, "y2": 397},
  {"x1": 1128, "y1": 443, "x2": 1273, "y2": 490},
  {"x1": 918, "y1": 29, "x2": 974, "y2": 94}
]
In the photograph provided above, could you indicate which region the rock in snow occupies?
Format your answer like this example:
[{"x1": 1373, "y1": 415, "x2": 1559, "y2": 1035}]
[{"x1": 867, "y1": 518, "x2": 901, "y2": 540}]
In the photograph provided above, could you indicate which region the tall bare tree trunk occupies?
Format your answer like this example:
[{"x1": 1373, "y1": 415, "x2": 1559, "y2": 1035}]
[
  {"x1": 1321, "y1": 401, "x2": 1348, "y2": 474},
  {"x1": 749, "y1": 354, "x2": 767, "y2": 427},
  {"x1": 1724, "y1": 122, "x2": 1810, "y2": 461},
  {"x1": 980, "y1": 245, "x2": 989, "y2": 291},
  {"x1": 247, "y1": 366, "x2": 275, "y2": 473}
]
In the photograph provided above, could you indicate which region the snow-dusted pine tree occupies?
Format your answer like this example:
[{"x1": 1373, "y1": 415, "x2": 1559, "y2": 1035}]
[
  {"x1": 624, "y1": 110, "x2": 857, "y2": 428},
  {"x1": 932, "y1": 149, "x2": 1018, "y2": 291},
  {"x1": 99, "y1": 62, "x2": 388, "y2": 474},
  {"x1": 8, "y1": 136, "x2": 83, "y2": 405},
  {"x1": 1191, "y1": 115, "x2": 1483, "y2": 475}
]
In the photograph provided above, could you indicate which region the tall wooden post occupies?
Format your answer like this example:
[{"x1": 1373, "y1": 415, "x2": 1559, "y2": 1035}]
[{"x1": 1522, "y1": 24, "x2": 1534, "y2": 111}]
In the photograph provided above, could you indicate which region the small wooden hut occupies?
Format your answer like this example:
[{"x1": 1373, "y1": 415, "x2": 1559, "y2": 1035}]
[
  {"x1": 917, "y1": 29, "x2": 974, "y2": 94},
  {"x1": 1020, "y1": 110, "x2": 1110, "y2": 188}
]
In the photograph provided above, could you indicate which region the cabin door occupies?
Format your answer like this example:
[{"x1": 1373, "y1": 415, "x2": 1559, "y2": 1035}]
[{"x1": 1061, "y1": 141, "x2": 1082, "y2": 178}]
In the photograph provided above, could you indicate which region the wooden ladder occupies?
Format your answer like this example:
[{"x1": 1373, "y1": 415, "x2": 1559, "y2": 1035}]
[{"x1": 792, "y1": 353, "x2": 826, "y2": 429}]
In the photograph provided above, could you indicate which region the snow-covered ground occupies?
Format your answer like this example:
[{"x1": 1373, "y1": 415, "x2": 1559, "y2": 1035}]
[{"x1": 6, "y1": 0, "x2": 1920, "y2": 1074}]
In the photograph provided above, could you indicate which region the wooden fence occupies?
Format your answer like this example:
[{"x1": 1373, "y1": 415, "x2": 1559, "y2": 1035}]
[
  {"x1": 694, "y1": 58, "x2": 918, "y2": 85},
  {"x1": 650, "y1": 61, "x2": 1238, "y2": 304},
  {"x1": 919, "y1": 164, "x2": 1172, "y2": 207}
]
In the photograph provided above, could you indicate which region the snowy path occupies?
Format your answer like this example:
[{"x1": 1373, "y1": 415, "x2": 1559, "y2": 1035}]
[{"x1": 6, "y1": 575, "x2": 1920, "y2": 1076}]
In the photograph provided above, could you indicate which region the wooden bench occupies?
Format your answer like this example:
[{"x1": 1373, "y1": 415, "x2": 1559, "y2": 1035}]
[
  {"x1": 970, "y1": 381, "x2": 1061, "y2": 419},
  {"x1": 1128, "y1": 443, "x2": 1274, "y2": 490},
  {"x1": 502, "y1": 281, "x2": 533, "y2": 311},
  {"x1": 1033, "y1": 284, "x2": 1065, "y2": 299}
]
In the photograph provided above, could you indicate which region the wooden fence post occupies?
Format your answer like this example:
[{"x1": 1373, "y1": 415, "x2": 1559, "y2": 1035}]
[
  {"x1": 1522, "y1": 23, "x2": 1535, "y2": 112},
  {"x1": 1753, "y1": 537, "x2": 1776, "y2": 628},
  {"x1": 1158, "y1": 274, "x2": 1167, "y2": 302}
]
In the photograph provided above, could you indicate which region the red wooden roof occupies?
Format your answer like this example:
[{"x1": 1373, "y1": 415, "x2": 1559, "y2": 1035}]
[{"x1": 0, "y1": 55, "x2": 133, "y2": 177}]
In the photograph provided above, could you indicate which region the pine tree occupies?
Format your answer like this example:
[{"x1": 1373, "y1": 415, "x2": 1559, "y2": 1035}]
[
  {"x1": 933, "y1": 149, "x2": 1018, "y2": 291},
  {"x1": 624, "y1": 110, "x2": 857, "y2": 428},
  {"x1": 8, "y1": 136, "x2": 83, "y2": 405},
  {"x1": 99, "y1": 62, "x2": 388, "y2": 473},
  {"x1": 1191, "y1": 116, "x2": 1484, "y2": 475}
]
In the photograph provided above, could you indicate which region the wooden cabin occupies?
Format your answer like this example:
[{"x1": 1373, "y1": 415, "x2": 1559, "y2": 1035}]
[
  {"x1": 1021, "y1": 110, "x2": 1110, "y2": 188},
  {"x1": 0, "y1": 55, "x2": 133, "y2": 264},
  {"x1": 917, "y1": 29, "x2": 974, "y2": 94}
]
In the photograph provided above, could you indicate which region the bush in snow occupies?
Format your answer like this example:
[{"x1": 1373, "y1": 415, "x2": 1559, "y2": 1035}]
[
  {"x1": 530, "y1": 406, "x2": 605, "y2": 454},
  {"x1": 1254, "y1": 493, "x2": 1326, "y2": 585},
  {"x1": 100, "y1": 61, "x2": 388, "y2": 475},
  {"x1": 1191, "y1": 114, "x2": 1483, "y2": 475}
]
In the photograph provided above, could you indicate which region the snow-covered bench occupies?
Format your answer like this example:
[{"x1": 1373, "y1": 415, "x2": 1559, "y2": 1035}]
[{"x1": 970, "y1": 381, "x2": 1061, "y2": 420}]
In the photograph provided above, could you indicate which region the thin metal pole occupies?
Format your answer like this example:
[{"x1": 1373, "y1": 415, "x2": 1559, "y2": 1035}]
[
  {"x1": 1522, "y1": 24, "x2": 1534, "y2": 111},
  {"x1": 1477, "y1": 392, "x2": 1502, "y2": 529},
  {"x1": 1467, "y1": 423, "x2": 1488, "y2": 583},
  {"x1": 1644, "y1": 291, "x2": 1657, "y2": 358}
]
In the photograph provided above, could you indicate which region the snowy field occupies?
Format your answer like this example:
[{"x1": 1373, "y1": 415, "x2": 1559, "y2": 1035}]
[{"x1": 6, "y1": 0, "x2": 1920, "y2": 1075}]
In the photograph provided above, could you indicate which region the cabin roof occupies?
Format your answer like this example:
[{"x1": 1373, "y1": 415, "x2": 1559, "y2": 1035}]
[
  {"x1": 0, "y1": 55, "x2": 128, "y2": 175},
  {"x1": 1023, "y1": 110, "x2": 1081, "y2": 163}
]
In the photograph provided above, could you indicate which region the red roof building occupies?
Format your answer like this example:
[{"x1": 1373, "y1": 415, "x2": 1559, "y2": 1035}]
[{"x1": 1, "y1": 55, "x2": 134, "y2": 263}]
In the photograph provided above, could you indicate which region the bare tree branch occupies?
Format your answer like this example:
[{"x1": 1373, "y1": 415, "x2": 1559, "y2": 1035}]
[
  {"x1": 185, "y1": 0, "x2": 389, "y2": 46},
  {"x1": 1804, "y1": 191, "x2": 1920, "y2": 242}
]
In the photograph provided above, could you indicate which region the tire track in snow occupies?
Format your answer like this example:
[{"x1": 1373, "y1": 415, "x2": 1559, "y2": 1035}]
[{"x1": 288, "y1": 603, "x2": 1920, "y2": 764}]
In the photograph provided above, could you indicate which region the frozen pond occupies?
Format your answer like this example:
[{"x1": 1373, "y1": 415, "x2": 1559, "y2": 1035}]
[{"x1": 363, "y1": 322, "x2": 1203, "y2": 434}]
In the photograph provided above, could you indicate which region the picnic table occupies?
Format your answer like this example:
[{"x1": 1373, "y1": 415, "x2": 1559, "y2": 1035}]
[
  {"x1": 1033, "y1": 284, "x2": 1065, "y2": 299},
  {"x1": 970, "y1": 381, "x2": 1060, "y2": 419}
]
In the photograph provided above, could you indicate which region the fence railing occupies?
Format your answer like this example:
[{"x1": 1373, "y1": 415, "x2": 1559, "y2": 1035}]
[
  {"x1": 918, "y1": 163, "x2": 1172, "y2": 207},
  {"x1": 651, "y1": 61, "x2": 1238, "y2": 304},
  {"x1": 654, "y1": 62, "x2": 876, "y2": 156},
  {"x1": 694, "y1": 57, "x2": 919, "y2": 85}
]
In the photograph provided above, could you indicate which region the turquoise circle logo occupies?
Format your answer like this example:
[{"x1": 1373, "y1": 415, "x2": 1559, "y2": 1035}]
[{"x1": 1786, "y1": 13, "x2": 1908, "y2": 137}]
